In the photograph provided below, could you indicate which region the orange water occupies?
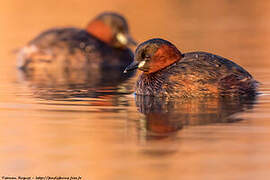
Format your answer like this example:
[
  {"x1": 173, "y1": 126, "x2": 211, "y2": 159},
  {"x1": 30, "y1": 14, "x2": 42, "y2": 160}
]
[{"x1": 1, "y1": 0, "x2": 270, "y2": 179}]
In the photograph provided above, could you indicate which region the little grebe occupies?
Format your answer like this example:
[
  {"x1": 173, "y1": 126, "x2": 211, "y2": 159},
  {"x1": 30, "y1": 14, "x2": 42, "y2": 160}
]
[
  {"x1": 17, "y1": 12, "x2": 136, "y2": 75},
  {"x1": 124, "y1": 38, "x2": 258, "y2": 98}
]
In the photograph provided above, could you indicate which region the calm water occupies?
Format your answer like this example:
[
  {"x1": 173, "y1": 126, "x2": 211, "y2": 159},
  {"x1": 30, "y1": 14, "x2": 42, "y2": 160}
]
[{"x1": 1, "y1": 0, "x2": 270, "y2": 179}]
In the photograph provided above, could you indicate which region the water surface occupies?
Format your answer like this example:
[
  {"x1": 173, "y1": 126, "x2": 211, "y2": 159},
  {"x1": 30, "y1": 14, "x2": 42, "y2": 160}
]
[{"x1": 1, "y1": 0, "x2": 270, "y2": 179}]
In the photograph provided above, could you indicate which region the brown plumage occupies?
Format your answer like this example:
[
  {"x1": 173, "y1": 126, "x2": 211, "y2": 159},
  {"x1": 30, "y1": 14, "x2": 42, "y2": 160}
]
[
  {"x1": 18, "y1": 12, "x2": 135, "y2": 87},
  {"x1": 17, "y1": 12, "x2": 136, "y2": 87},
  {"x1": 124, "y1": 38, "x2": 258, "y2": 98}
]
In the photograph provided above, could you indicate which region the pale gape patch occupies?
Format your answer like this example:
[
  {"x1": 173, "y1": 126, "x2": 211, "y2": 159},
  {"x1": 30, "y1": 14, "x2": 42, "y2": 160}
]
[
  {"x1": 116, "y1": 33, "x2": 127, "y2": 45},
  {"x1": 138, "y1": 60, "x2": 146, "y2": 68}
]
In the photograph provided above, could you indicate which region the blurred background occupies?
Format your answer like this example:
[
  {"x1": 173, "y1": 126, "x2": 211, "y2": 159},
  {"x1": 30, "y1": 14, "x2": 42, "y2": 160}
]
[{"x1": 1, "y1": 0, "x2": 270, "y2": 179}]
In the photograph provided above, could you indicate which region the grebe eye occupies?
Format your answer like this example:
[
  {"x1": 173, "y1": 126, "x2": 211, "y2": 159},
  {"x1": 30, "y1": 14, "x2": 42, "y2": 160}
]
[
  {"x1": 141, "y1": 52, "x2": 150, "y2": 60},
  {"x1": 141, "y1": 52, "x2": 146, "y2": 59}
]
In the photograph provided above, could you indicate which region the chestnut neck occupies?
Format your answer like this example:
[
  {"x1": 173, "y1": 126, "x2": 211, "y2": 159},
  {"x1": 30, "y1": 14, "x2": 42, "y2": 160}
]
[
  {"x1": 86, "y1": 20, "x2": 113, "y2": 44},
  {"x1": 146, "y1": 44, "x2": 182, "y2": 74}
]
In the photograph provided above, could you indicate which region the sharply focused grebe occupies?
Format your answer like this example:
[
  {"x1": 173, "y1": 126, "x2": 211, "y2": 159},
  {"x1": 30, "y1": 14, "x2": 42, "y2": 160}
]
[{"x1": 124, "y1": 38, "x2": 258, "y2": 98}]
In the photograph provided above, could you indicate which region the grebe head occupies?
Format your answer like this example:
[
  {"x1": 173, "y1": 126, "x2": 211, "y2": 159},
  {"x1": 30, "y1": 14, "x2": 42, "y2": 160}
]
[
  {"x1": 124, "y1": 38, "x2": 182, "y2": 74},
  {"x1": 86, "y1": 12, "x2": 137, "y2": 48}
]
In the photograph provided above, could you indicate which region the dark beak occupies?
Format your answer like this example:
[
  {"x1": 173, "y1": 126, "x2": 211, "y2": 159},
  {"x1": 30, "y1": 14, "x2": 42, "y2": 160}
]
[
  {"x1": 123, "y1": 61, "x2": 139, "y2": 73},
  {"x1": 127, "y1": 35, "x2": 137, "y2": 47}
]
